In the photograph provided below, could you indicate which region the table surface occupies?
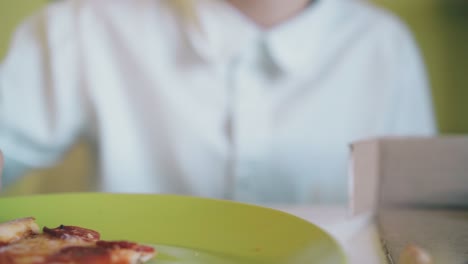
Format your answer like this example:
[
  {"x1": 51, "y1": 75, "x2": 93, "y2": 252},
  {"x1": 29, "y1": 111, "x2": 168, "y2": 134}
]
[{"x1": 274, "y1": 206, "x2": 387, "y2": 264}]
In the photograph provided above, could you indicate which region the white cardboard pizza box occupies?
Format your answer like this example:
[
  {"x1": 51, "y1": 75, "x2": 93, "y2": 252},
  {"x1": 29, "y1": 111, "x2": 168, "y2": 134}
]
[{"x1": 349, "y1": 136, "x2": 468, "y2": 215}]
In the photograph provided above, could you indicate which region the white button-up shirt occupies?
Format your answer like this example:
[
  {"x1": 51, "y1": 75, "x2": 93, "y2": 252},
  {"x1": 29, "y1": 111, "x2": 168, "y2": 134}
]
[{"x1": 0, "y1": 0, "x2": 435, "y2": 204}]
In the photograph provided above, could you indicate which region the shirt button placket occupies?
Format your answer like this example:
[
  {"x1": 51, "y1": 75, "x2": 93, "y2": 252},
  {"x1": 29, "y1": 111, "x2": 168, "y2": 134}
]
[{"x1": 231, "y1": 40, "x2": 272, "y2": 202}]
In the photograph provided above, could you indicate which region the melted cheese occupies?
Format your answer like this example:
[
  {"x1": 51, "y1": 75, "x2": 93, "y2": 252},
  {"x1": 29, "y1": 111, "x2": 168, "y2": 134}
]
[{"x1": 0, "y1": 217, "x2": 39, "y2": 244}]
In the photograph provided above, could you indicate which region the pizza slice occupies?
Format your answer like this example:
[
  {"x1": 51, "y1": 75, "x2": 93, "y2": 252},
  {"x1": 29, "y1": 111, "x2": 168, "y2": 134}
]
[{"x1": 0, "y1": 217, "x2": 156, "y2": 264}]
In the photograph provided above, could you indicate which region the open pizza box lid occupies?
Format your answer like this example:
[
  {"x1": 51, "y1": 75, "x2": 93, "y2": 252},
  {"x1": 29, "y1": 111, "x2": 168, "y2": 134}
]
[{"x1": 348, "y1": 136, "x2": 468, "y2": 215}]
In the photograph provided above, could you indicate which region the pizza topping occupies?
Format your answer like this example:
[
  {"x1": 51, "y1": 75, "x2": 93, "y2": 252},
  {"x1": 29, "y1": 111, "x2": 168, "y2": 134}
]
[
  {"x1": 46, "y1": 246, "x2": 112, "y2": 264},
  {"x1": 97, "y1": 241, "x2": 156, "y2": 253},
  {"x1": 43, "y1": 225, "x2": 101, "y2": 242},
  {"x1": 96, "y1": 241, "x2": 157, "y2": 264}
]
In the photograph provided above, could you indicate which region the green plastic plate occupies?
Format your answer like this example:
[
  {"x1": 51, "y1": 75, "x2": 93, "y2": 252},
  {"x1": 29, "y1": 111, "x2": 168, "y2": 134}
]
[{"x1": 0, "y1": 193, "x2": 346, "y2": 263}]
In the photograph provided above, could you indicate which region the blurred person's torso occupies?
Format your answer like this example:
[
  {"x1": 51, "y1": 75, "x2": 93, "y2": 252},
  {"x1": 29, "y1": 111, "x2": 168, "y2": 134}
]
[{"x1": 3, "y1": 0, "x2": 435, "y2": 204}]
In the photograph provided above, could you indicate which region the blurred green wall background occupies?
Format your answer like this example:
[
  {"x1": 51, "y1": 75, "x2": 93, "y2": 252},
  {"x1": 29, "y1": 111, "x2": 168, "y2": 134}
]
[
  {"x1": 0, "y1": 0, "x2": 467, "y2": 194},
  {"x1": 372, "y1": 0, "x2": 468, "y2": 133},
  {"x1": 0, "y1": 1, "x2": 46, "y2": 56}
]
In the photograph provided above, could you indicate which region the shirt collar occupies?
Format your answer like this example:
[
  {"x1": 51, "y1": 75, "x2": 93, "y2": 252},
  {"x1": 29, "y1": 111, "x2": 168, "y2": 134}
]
[
  {"x1": 187, "y1": 0, "x2": 343, "y2": 73},
  {"x1": 266, "y1": 0, "x2": 342, "y2": 73},
  {"x1": 186, "y1": 0, "x2": 258, "y2": 64}
]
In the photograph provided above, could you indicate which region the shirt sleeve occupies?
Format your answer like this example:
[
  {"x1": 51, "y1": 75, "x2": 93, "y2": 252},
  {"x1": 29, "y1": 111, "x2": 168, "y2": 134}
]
[
  {"x1": 390, "y1": 22, "x2": 438, "y2": 136},
  {"x1": 0, "y1": 3, "x2": 85, "y2": 185}
]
